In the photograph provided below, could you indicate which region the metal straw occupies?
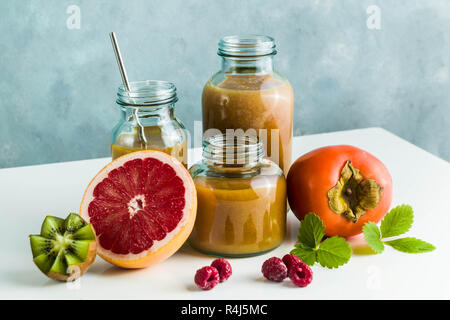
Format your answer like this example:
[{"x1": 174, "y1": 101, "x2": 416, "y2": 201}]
[{"x1": 109, "y1": 32, "x2": 147, "y2": 147}]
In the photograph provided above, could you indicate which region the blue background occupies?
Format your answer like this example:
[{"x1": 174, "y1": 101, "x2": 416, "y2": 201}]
[{"x1": 1, "y1": 0, "x2": 449, "y2": 168}]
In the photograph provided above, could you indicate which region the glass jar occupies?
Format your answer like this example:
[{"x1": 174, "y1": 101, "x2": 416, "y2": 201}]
[
  {"x1": 202, "y1": 35, "x2": 294, "y2": 176},
  {"x1": 188, "y1": 134, "x2": 287, "y2": 257},
  {"x1": 111, "y1": 80, "x2": 188, "y2": 167}
]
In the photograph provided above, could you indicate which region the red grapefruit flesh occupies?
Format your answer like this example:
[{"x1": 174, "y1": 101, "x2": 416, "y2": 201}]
[{"x1": 80, "y1": 150, "x2": 197, "y2": 269}]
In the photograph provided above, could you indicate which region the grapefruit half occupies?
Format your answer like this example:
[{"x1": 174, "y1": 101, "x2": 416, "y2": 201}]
[{"x1": 80, "y1": 150, "x2": 197, "y2": 269}]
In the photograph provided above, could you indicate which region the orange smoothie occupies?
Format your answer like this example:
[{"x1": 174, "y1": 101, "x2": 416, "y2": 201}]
[
  {"x1": 202, "y1": 74, "x2": 294, "y2": 175},
  {"x1": 111, "y1": 126, "x2": 187, "y2": 167},
  {"x1": 189, "y1": 165, "x2": 287, "y2": 256}
]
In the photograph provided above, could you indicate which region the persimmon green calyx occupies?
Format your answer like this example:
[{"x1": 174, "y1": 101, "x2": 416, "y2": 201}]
[{"x1": 327, "y1": 161, "x2": 383, "y2": 223}]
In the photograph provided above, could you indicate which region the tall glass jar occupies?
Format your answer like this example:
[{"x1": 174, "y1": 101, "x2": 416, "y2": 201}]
[
  {"x1": 202, "y1": 35, "x2": 294, "y2": 176},
  {"x1": 188, "y1": 134, "x2": 287, "y2": 257},
  {"x1": 111, "y1": 80, "x2": 188, "y2": 167}
]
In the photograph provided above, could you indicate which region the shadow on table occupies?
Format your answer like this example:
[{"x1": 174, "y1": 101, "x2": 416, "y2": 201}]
[
  {"x1": 87, "y1": 259, "x2": 147, "y2": 277},
  {"x1": 347, "y1": 234, "x2": 377, "y2": 255},
  {"x1": 6, "y1": 269, "x2": 61, "y2": 287},
  {"x1": 176, "y1": 242, "x2": 212, "y2": 258},
  {"x1": 186, "y1": 283, "x2": 200, "y2": 292}
]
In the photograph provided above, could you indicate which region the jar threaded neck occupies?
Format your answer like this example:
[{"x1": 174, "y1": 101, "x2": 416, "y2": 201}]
[
  {"x1": 117, "y1": 80, "x2": 178, "y2": 106},
  {"x1": 203, "y1": 134, "x2": 264, "y2": 166},
  {"x1": 218, "y1": 35, "x2": 277, "y2": 57}
]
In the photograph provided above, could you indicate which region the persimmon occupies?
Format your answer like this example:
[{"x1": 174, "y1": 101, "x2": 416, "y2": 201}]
[{"x1": 287, "y1": 145, "x2": 393, "y2": 237}]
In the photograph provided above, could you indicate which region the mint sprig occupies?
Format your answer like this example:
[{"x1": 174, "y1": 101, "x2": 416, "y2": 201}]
[
  {"x1": 363, "y1": 205, "x2": 435, "y2": 254},
  {"x1": 291, "y1": 213, "x2": 351, "y2": 269}
]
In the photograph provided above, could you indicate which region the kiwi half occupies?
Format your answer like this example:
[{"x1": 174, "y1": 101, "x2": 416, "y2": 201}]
[{"x1": 29, "y1": 213, "x2": 97, "y2": 281}]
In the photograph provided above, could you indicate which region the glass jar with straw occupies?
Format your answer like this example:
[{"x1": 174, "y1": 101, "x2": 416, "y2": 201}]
[{"x1": 109, "y1": 32, "x2": 188, "y2": 166}]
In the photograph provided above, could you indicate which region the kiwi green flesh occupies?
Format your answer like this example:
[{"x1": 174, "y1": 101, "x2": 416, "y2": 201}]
[
  {"x1": 65, "y1": 253, "x2": 83, "y2": 265},
  {"x1": 30, "y1": 214, "x2": 96, "y2": 277},
  {"x1": 65, "y1": 213, "x2": 87, "y2": 233},
  {"x1": 40, "y1": 216, "x2": 65, "y2": 239},
  {"x1": 72, "y1": 224, "x2": 96, "y2": 240},
  {"x1": 49, "y1": 251, "x2": 67, "y2": 275},
  {"x1": 33, "y1": 254, "x2": 54, "y2": 274},
  {"x1": 29, "y1": 235, "x2": 52, "y2": 258}
]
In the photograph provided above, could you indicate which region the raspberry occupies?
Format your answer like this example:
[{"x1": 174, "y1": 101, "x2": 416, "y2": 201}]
[
  {"x1": 211, "y1": 258, "x2": 232, "y2": 282},
  {"x1": 282, "y1": 254, "x2": 302, "y2": 271},
  {"x1": 288, "y1": 261, "x2": 313, "y2": 287},
  {"x1": 261, "y1": 257, "x2": 287, "y2": 282},
  {"x1": 194, "y1": 266, "x2": 220, "y2": 290}
]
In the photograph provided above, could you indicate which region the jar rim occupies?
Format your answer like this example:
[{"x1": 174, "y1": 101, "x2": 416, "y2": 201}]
[
  {"x1": 218, "y1": 34, "x2": 277, "y2": 57},
  {"x1": 117, "y1": 80, "x2": 178, "y2": 106}
]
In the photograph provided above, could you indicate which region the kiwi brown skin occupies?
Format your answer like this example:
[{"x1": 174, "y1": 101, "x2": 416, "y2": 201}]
[{"x1": 43, "y1": 241, "x2": 97, "y2": 282}]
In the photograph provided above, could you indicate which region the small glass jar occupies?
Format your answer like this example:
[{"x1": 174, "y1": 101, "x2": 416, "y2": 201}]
[
  {"x1": 188, "y1": 134, "x2": 287, "y2": 257},
  {"x1": 202, "y1": 35, "x2": 294, "y2": 176},
  {"x1": 111, "y1": 80, "x2": 188, "y2": 167}
]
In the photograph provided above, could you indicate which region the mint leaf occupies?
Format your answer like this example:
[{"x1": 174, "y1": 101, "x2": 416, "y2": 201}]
[
  {"x1": 384, "y1": 237, "x2": 436, "y2": 253},
  {"x1": 297, "y1": 213, "x2": 325, "y2": 248},
  {"x1": 380, "y1": 204, "x2": 414, "y2": 238},
  {"x1": 291, "y1": 243, "x2": 317, "y2": 266},
  {"x1": 316, "y1": 236, "x2": 351, "y2": 268},
  {"x1": 363, "y1": 222, "x2": 384, "y2": 253}
]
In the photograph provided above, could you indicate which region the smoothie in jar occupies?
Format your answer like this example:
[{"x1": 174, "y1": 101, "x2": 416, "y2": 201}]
[
  {"x1": 188, "y1": 134, "x2": 287, "y2": 257},
  {"x1": 202, "y1": 35, "x2": 294, "y2": 175},
  {"x1": 111, "y1": 126, "x2": 187, "y2": 167},
  {"x1": 111, "y1": 80, "x2": 188, "y2": 167}
]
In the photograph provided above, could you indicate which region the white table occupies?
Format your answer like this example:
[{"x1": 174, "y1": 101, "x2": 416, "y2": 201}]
[{"x1": 1, "y1": 128, "x2": 449, "y2": 299}]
